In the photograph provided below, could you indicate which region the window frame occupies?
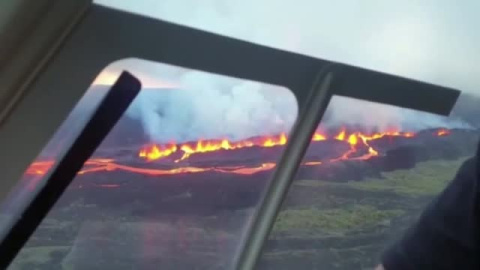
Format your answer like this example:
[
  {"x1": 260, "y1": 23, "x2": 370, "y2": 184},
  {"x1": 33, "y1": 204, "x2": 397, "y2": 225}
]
[
  {"x1": 0, "y1": 4, "x2": 460, "y2": 269},
  {"x1": 0, "y1": 72, "x2": 141, "y2": 267},
  {"x1": 0, "y1": 0, "x2": 90, "y2": 125}
]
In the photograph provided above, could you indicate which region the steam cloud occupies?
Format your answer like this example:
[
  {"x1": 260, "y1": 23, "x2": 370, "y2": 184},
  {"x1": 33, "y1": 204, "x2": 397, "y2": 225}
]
[
  {"x1": 125, "y1": 68, "x2": 470, "y2": 144},
  {"x1": 120, "y1": 62, "x2": 472, "y2": 143},
  {"x1": 126, "y1": 70, "x2": 298, "y2": 143},
  {"x1": 324, "y1": 96, "x2": 472, "y2": 132}
]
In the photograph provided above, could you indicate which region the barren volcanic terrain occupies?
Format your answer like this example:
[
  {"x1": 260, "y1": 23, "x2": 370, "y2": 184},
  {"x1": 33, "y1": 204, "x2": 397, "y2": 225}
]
[{"x1": 10, "y1": 125, "x2": 479, "y2": 270}]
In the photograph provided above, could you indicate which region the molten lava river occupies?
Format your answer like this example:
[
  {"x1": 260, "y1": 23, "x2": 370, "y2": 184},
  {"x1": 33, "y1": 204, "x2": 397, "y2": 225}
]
[{"x1": 25, "y1": 128, "x2": 451, "y2": 178}]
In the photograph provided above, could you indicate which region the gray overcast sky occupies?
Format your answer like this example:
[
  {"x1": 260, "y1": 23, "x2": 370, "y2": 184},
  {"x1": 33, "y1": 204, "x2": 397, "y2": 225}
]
[{"x1": 95, "y1": 0, "x2": 480, "y2": 94}]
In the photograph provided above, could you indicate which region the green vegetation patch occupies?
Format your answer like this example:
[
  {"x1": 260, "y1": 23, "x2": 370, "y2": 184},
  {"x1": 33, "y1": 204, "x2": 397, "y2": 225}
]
[
  {"x1": 272, "y1": 205, "x2": 404, "y2": 236},
  {"x1": 348, "y1": 158, "x2": 466, "y2": 196},
  {"x1": 295, "y1": 180, "x2": 334, "y2": 187},
  {"x1": 10, "y1": 246, "x2": 70, "y2": 270}
]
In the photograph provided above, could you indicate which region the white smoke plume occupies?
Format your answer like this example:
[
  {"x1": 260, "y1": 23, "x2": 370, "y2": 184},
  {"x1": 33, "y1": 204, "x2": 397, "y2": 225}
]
[
  {"x1": 324, "y1": 96, "x2": 472, "y2": 132},
  {"x1": 124, "y1": 64, "x2": 298, "y2": 143},
  {"x1": 102, "y1": 57, "x2": 472, "y2": 144}
]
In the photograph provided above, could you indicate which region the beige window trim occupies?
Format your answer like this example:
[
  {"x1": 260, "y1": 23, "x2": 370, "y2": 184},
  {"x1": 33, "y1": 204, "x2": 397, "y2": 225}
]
[{"x1": 0, "y1": 0, "x2": 91, "y2": 126}]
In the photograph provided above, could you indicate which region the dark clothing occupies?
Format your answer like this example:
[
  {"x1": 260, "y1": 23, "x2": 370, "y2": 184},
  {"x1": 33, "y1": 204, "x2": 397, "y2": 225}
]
[{"x1": 382, "y1": 156, "x2": 480, "y2": 269}]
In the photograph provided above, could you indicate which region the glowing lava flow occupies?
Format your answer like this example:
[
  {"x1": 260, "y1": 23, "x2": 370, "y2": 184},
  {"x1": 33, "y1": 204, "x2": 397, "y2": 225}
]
[
  {"x1": 178, "y1": 134, "x2": 287, "y2": 161},
  {"x1": 24, "y1": 128, "x2": 451, "y2": 178},
  {"x1": 139, "y1": 144, "x2": 177, "y2": 161},
  {"x1": 216, "y1": 163, "x2": 276, "y2": 175},
  {"x1": 312, "y1": 132, "x2": 327, "y2": 141},
  {"x1": 25, "y1": 159, "x2": 276, "y2": 177},
  {"x1": 138, "y1": 133, "x2": 288, "y2": 162},
  {"x1": 138, "y1": 128, "x2": 420, "y2": 163},
  {"x1": 335, "y1": 129, "x2": 347, "y2": 141},
  {"x1": 25, "y1": 161, "x2": 55, "y2": 175},
  {"x1": 437, "y1": 129, "x2": 450, "y2": 137},
  {"x1": 25, "y1": 159, "x2": 116, "y2": 176},
  {"x1": 329, "y1": 129, "x2": 416, "y2": 161}
]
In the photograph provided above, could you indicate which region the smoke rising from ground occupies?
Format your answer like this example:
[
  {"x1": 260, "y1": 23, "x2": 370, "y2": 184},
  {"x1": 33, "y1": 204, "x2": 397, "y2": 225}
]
[
  {"x1": 324, "y1": 96, "x2": 472, "y2": 132},
  {"x1": 125, "y1": 73, "x2": 470, "y2": 143},
  {"x1": 103, "y1": 58, "x2": 473, "y2": 143},
  {"x1": 126, "y1": 69, "x2": 298, "y2": 143}
]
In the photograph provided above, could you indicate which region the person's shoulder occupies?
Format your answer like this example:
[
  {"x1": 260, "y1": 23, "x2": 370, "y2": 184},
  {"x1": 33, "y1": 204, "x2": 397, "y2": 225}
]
[
  {"x1": 381, "y1": 154, "x2": 480, "y2": 270},
  {"x1": 454, "y1": 156, "x2": 478, "y2": 187},
  {"x1": 460, "y1": 156, "x2": 476, "y2": 169}
]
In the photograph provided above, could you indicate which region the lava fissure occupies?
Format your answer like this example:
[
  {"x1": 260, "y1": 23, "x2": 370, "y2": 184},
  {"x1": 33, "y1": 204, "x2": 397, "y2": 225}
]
[
  {"x1": 25, "y1": 128, "x2": 450, "y2": 178},
  {"x1": 138, "y1": 129, "x2": 415, "y2": 162}
]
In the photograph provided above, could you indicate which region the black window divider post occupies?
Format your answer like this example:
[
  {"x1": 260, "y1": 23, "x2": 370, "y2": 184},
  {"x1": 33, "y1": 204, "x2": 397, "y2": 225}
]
[
  {"x1": 0, "y1": 71, "x2": 141, "y2": 268},
  {"x1": 235, "y1": 65, "x2": 335, "y2": 270}
]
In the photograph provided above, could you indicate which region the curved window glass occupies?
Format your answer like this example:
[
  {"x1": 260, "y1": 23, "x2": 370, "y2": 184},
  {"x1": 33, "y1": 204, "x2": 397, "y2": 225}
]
[
  {"x1": 7, "y1": 59, "x2": 298, "y2": 269},
  {"x1": 257, "y1": 94, "x2": 479, "y2": 269}
]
